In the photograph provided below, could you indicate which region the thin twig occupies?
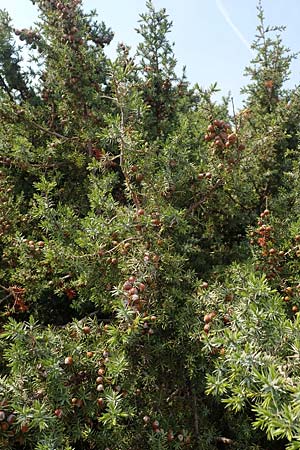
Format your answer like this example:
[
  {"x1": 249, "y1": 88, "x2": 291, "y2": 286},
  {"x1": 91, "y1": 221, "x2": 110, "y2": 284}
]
[
  {"x1": 28, "y1": 120, "x2": 70, "y2": 140},
  {"x1": 69, "y1": 236, "x2": 139, "y2": 260},
  {"x1": 186, "y1": 179, "x2": 223, "y2": 214},
  {"x1": 0, "y1": 157, "x2": 65, "y2": 171}
]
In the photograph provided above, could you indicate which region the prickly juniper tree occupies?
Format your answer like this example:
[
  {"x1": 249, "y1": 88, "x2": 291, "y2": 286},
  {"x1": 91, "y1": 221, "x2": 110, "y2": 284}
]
[
  {"x1": 0, "y1": 1, "x2": 217, "y2": 449},
  {"x1": 196, "y1": 4, "x2": 300, "y2": 450},
  {"x1": 1, "y1": 1, "x2": 300, "y2": 450}
]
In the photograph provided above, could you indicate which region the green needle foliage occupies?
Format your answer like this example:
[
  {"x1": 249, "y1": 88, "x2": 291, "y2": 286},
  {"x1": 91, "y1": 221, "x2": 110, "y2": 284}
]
[{"x1": 1, "y1": 0, "x2": 300, "y2": 449}]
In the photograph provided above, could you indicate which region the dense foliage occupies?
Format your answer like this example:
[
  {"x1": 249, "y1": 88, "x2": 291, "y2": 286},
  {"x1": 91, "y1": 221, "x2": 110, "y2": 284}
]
[{"x1": 1, "y1": 1, "x2": 300, "y2": 449}]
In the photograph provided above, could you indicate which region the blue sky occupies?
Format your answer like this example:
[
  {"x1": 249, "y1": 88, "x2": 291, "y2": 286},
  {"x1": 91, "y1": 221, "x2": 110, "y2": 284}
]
[{"x1": 1, "y1": 0, "x2": 300, "y2": 108}]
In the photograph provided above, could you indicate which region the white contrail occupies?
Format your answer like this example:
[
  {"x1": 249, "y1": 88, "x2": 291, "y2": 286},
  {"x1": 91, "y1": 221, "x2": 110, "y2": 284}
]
[{"x1": 216, "y1": 0, "x2": 254, "y2": 55}]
